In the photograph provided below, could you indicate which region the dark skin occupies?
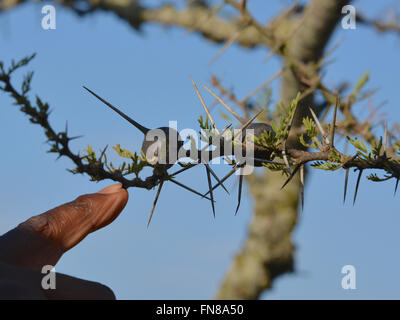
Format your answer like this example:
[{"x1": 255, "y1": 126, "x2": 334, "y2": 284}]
[{"x1": 0, "y1": 183, "x2": 129, "y2": 299}]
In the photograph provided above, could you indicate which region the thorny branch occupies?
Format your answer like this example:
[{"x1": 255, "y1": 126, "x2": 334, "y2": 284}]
[{"x1": 1, "y1": 54, "x2": 400, "y2": 200}]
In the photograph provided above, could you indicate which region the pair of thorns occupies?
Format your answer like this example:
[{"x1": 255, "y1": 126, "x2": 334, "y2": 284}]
[{"x1": 83, "y1": 80, "x2": 282, "y2": 226}]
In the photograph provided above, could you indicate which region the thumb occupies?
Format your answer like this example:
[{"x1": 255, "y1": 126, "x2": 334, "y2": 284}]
[{"x1": 0, "y1": 184, "x2": 129, "y2": 270}]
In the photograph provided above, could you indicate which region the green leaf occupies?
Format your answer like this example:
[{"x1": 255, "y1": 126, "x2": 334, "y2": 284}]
[
  {"x1": 7, "y1": 53, "x2": 36, "y2": 74},
  {"x1": 113, "y1": 144, "x2": 134, "y2": 159},
  {"x1": 302, "y1": 117, "x2": 317, "y2": 138},
  {"x1": 311, "y1": 161, "x2": 341, "y2": 171},
  {"x1": 371, "y1": 137, "x2": 383, "y2": 156},
  {"x1": 262, "y1": 162, "x2": 286, "y2": 171},
  {"x1": 349, "y1": 72, "x2": 369, "y2": 103},
  {"x1": 346, "y1": 136, "x2": 368, "y2": 154}
]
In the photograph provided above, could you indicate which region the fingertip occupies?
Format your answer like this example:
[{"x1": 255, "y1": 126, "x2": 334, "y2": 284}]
[
  {"x1": 112, "y1": 187, "x2": 129, "y2": 214},
  {"x1": 103, "y1": 184, "x2": 129, "y2": 207},
  {"x1": 82, "y1": 184, "x2": 129, "y2": 233},
  {"x1": 97, "y1": 183, "x2": 124, "y2": 194},
  {"x1": 97, "y1": 184, "x2": 129, "y2": 207}
]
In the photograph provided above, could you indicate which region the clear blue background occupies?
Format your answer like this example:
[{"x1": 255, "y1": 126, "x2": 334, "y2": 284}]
[{"x1": 1, "y1": 0, "x2": 400, "y2": 299}]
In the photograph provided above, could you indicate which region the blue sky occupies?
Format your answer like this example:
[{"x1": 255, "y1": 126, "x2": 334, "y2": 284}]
[{"x1": 1, "y1": 0, "x2": 400, "y2": 299}]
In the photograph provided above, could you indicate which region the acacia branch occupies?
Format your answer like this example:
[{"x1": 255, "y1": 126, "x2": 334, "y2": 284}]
[{"x1": 2, "y1": 55, "x2": 399, "y2": 194}]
